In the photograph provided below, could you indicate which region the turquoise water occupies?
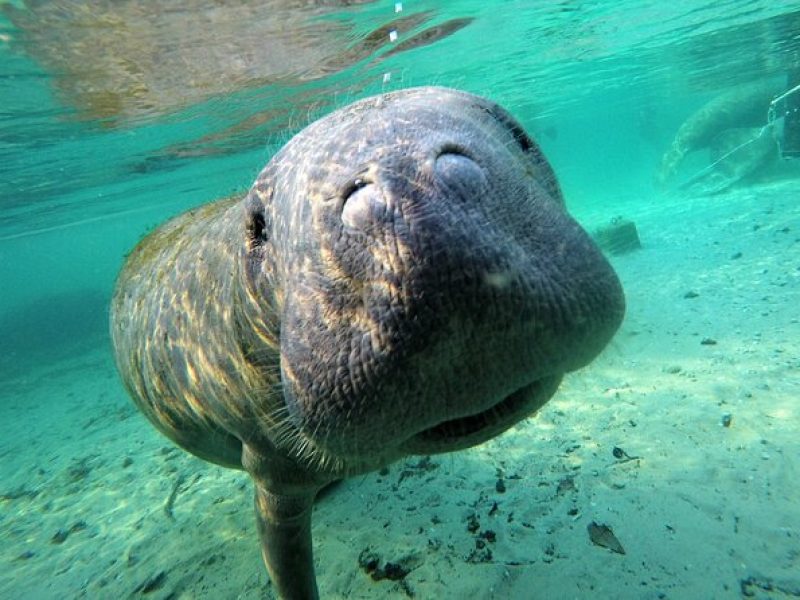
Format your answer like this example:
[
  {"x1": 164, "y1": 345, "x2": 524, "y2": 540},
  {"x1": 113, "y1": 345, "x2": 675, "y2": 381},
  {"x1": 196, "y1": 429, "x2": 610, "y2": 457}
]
[
  {"x1": 1, "y1": 2, "x2": 799, "y2": 599},
  {"x1": 1, "y1": 1, "x2": 798, "y2": 376}
]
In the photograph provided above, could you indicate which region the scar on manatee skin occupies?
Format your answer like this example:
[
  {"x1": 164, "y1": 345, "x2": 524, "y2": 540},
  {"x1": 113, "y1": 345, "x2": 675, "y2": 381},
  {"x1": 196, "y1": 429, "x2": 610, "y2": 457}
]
[{"x1": 483, "y1": 270, "x2": 515, "y2": 289}]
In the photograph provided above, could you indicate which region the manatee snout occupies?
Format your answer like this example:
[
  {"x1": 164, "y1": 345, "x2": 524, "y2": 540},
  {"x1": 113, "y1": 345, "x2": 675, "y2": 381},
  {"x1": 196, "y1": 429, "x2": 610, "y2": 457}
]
[{"x1": 265, "y1": 88, "x2": 625, "y2": 468}]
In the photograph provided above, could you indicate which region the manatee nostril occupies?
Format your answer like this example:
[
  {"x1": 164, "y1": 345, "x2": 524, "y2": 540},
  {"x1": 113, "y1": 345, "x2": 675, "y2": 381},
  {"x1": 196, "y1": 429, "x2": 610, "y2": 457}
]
[
  {"x1": 434, "y1": 151, "x2": 487, "y2": 190},
  {"x1": 341, "y1": 179, "x2": 386, "y2": 230},
  {"x1": 342, "y1": 177, "x2": 369, "y2": 199}
]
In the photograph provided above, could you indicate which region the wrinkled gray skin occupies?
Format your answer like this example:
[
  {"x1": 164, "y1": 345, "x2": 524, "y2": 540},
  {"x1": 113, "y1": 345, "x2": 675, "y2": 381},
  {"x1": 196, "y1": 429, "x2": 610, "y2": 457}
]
[{"x1": 111, "y1": 87, "x2": 625, "y2": 599}]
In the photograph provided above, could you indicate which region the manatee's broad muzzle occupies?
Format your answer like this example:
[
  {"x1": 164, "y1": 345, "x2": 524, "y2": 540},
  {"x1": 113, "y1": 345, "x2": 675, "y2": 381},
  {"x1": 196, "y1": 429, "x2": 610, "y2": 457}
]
[
  {"x1": 274, "y1": 93, "x2": 625, "y2": 471},
  {"x1": 385, "y1": 183, "x2": 624, "y2": 454},
  {"x1": 280, "y1": 187, "x2": 623, "y2": 466}
]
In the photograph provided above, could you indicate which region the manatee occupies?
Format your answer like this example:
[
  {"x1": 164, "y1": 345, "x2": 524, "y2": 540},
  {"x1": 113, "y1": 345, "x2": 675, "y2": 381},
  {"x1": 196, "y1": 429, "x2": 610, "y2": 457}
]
[
  {"x1": 110, "y1": 86, "x2": 625, "y2": 599},
  {"x1": 656, "y1": 81, "x2": 779, "y2": 188}
]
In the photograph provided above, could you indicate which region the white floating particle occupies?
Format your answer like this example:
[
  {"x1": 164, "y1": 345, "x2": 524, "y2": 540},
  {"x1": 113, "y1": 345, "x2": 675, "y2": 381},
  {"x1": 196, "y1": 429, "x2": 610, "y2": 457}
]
[
  {"x1": 389, "y1": 29, "x2": 398, "y2": 42},
  {"x1": 383, "y1": 72, "x2": 392, "y2": 84},
  {"x1": 395, "y1": 2, "x2": 403, "y2": 12}
]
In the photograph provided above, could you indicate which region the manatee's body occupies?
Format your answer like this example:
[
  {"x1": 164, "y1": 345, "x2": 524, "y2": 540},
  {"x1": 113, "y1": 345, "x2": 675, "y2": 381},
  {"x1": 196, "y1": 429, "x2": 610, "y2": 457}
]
[
  {"x1": 111, "y1": 86, "x2": 625, "y2": 599},
  {"x1": 656, "y1": 81, "x2": 779, "y2": 191}
]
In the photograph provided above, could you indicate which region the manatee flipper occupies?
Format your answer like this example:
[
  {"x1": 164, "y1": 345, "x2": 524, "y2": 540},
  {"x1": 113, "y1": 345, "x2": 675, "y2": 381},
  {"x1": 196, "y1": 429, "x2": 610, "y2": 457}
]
[
  {"x1": 242, "y1": 443, "x2": 326, "y2": 599},
  {"x1": 253, "y1": 486, "x2": 318, "y2": 600}
]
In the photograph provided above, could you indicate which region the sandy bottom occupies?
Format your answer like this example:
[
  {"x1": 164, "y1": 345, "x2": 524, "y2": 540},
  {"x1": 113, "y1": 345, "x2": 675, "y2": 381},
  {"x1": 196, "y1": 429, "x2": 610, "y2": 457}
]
[{"x1": 1, "y1": 181, "x2": 798, "y2": 599}]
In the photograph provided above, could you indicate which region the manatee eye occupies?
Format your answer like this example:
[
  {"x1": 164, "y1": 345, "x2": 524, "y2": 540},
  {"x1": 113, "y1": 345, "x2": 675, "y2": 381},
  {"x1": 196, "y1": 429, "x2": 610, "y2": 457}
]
[
  {"x1": 250, "y1": 211, "x2": 266, "y2": 241},
  {"x1": 245, "y1": 194, "x2": 269, "y2": 250},
  {"x1": 341, "y1": 178, "x2": 384, "y2": 230}
]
